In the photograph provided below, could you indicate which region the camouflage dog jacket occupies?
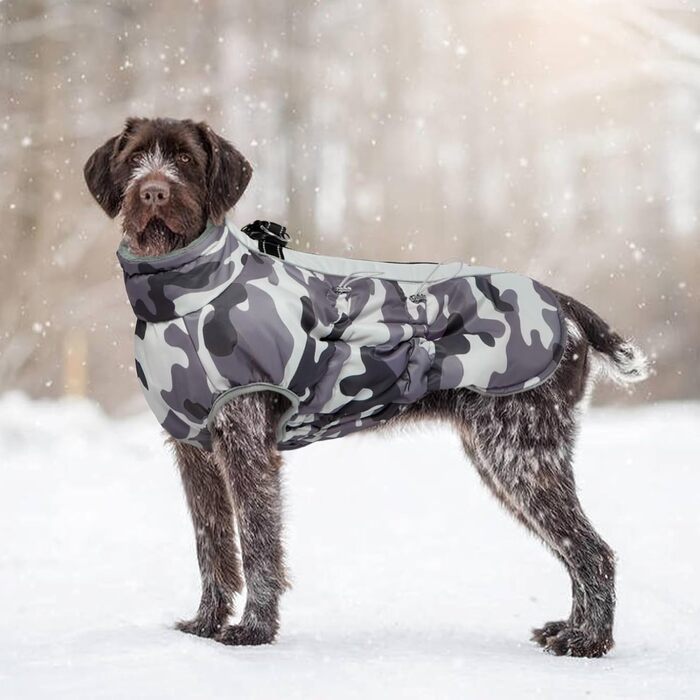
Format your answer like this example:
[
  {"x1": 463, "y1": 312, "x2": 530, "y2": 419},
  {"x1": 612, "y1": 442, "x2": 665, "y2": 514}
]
[{"x1": 117, "y1": 218, "x2": 567, "y2": 450}]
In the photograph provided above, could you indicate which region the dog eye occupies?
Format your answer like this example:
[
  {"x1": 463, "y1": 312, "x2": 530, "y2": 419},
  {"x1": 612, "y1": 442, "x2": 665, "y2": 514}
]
[
  {"x1": 177, "y1": 153, "x2": 191, "y2": 164},
  {"x1": 129, "y1": 152, "x2": 142, "y2": 164}
]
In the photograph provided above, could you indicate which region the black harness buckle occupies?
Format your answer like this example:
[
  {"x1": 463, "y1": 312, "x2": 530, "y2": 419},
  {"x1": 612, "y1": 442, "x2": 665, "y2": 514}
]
[{"x1": 241, "y1": 220, "x2": 290, "y2": 259}]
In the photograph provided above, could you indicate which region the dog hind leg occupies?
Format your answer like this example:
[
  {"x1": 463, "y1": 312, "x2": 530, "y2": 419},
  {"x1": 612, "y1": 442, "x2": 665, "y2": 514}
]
[
  {"x1": 465, "y1": 445, "x2": 584, "y2": 639},
  {"x1": 460, "y1": 393, "x2": 615, "y2": 657}
]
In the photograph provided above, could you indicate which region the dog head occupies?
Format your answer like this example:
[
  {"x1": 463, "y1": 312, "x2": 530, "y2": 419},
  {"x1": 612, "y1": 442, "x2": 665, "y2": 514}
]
[{"x1": 84, "y1": 117, "x2": 252, "y2": 256}]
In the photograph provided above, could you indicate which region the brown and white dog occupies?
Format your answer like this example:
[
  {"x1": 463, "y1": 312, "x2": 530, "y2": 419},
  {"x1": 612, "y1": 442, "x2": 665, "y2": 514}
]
[{"x1": 84, "y1": 117, "x2": 648, "y2": 656}]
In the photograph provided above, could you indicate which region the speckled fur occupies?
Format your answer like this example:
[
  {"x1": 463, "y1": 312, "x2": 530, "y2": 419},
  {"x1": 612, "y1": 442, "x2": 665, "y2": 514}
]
[
  {"x1": 398, "y1": 331, "x2": 616, "y2": 657},
  {"x1": 85, "y1": 118, "x2": 647, "y2": 658},
  {"x1": 170, "y1": 393, "x2": 289, "y2": 646},
  {"x1": 173, "y1": 324, "x2": 634, "y2": 657}
]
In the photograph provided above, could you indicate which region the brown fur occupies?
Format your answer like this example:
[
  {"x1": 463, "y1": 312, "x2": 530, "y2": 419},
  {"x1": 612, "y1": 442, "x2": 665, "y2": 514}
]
[
  {"x1": 85, "y1": 117, "x2": 646, "y2": 657},
  {"x1": 84, "y1": 117, "x2": 251, "y2": 256}
]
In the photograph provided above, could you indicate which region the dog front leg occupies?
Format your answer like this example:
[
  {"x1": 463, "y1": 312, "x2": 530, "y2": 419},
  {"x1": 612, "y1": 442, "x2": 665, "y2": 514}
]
[
  {"x1": 171, "y1": 440, "x2": 243, "y2": 638},
  {"x1": 211, "y1": 394, "x2": 288, "y2": 646}
]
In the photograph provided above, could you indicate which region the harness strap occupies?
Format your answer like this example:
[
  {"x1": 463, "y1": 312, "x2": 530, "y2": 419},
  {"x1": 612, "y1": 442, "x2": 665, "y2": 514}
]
[{"x1": 241, "y1": 220, "x2": 290, "y2": 259}]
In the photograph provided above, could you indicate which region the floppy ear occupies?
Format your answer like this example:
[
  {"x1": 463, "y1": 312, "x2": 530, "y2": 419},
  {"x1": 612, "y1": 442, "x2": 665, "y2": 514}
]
[
  {"x1": 83, "y1": 134, "x2": 123, "y2": 218},
  {"x1": 83, "y1": 118, "x2": 143, "y2": 218},
  {"x1": 196, "y1": 122, "x2": 253, "y2": 224}
]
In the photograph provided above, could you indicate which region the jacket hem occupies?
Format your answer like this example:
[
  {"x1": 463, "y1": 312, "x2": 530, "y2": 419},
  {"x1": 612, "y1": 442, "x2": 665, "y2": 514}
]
[{"x1": 466, "y1": 292, "x2": 569, "y2": 396}]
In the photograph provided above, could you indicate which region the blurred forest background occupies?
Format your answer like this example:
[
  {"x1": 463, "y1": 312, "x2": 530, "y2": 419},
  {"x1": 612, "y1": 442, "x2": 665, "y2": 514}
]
[{"x1": 1, "y1": 0, "x2": 698, "y2": 412}]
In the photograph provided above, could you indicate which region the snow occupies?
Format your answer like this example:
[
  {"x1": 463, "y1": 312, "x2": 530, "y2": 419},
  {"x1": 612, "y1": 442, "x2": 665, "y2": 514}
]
[{"x1": 0, "y1": 392, "x2": 698, "y2": 699}]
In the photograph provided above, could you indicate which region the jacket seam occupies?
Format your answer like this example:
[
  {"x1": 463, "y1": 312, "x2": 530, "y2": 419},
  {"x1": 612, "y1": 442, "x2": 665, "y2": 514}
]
[{"x1": 207, "y1": 383, "x2": 300, "y2": 445}]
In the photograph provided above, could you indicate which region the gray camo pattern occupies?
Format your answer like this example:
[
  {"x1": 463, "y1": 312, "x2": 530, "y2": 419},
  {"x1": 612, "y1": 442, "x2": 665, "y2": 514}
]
[{"x1": 117, "y1": 222, "x2": 566, "y2": 450}]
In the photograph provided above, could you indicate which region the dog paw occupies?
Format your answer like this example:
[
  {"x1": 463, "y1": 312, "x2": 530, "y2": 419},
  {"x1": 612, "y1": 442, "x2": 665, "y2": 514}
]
[
  {"x1": 176, "y1": 614, "x2": 222, "y2": 638},
  {"x1": 531, "y1": 620, "x2": 568, "y2": 647},
  {"x1": 216, "y1": 624, "x2": 276, "y2": 646},
  {"x1": 539, "y1": 625, "x2": 613, "y2": 658}
]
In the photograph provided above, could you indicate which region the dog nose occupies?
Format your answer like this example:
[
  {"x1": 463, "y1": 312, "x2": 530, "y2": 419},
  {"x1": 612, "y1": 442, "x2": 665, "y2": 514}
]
[{"x1": 140, "y1": 181, "x2": 170, "y2": 206}]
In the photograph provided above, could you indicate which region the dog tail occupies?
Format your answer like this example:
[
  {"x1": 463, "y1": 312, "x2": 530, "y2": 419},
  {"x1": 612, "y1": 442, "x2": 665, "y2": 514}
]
[{"x1": 554, "y1": 291, "x2": 650, "y2": 385}]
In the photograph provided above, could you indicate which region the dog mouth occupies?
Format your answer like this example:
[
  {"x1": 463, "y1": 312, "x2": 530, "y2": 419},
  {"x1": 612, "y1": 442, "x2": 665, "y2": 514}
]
[
  {"x1": 120, "y1": 180, "x2": 205, "y2": 256},
  {"x1": 124, "y1": 205, "x2": 187, "y2": 241},
  {"x1": 121, "y1": 213, "x2": 189, "y2": 257},
  {"x1": 137, "y1": 215, "x2": 185, "y2": 240},
  {"x1": 136, "y1": 217, "x2": 191, "y2": 253}
]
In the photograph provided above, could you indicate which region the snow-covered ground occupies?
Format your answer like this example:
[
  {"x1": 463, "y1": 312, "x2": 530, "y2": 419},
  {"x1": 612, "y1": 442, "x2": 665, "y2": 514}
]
[{"x1": 0, "y1": 392, "x2": 698, "y2": 699}]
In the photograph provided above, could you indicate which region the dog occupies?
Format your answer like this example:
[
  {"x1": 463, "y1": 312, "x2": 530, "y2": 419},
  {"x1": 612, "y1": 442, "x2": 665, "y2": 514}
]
[{"x1": 84, "y1": 117, "x2": 648, "y2": 657}]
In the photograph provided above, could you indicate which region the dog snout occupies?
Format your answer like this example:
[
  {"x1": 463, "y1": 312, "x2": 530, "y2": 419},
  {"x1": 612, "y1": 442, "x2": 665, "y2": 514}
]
[{"x1": 140, "y1": 180, "x2": 170, "y2": 207}]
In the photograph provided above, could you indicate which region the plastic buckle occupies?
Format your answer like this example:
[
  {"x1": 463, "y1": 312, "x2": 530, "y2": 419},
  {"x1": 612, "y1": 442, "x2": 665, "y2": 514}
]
[{"x1": 242, "y1": 220, "x2": 290, "y2": 259}]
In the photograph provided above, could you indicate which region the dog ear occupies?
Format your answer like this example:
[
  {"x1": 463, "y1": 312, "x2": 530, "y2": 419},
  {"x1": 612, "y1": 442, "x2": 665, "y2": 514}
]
[
  {"x1": 196, "y1": 122, "x2": 252, "y2": 224},
  {"x1": 83, "y1": 118, "x2": 142, "y2": 218},
  {"x1": 83, "y1": 134, "x2": 123, "y2": 218}
]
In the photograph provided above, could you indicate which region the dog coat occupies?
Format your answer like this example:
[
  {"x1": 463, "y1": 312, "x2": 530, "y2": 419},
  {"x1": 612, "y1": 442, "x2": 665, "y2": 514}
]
[{"x1": 117, "y1": 218, "x2": 567, "y2": 450}]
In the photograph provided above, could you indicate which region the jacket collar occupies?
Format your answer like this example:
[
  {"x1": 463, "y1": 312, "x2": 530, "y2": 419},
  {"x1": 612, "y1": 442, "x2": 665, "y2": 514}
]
[{"x1": 117, "y1": 221, "x2": 245, "y2": 322}]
